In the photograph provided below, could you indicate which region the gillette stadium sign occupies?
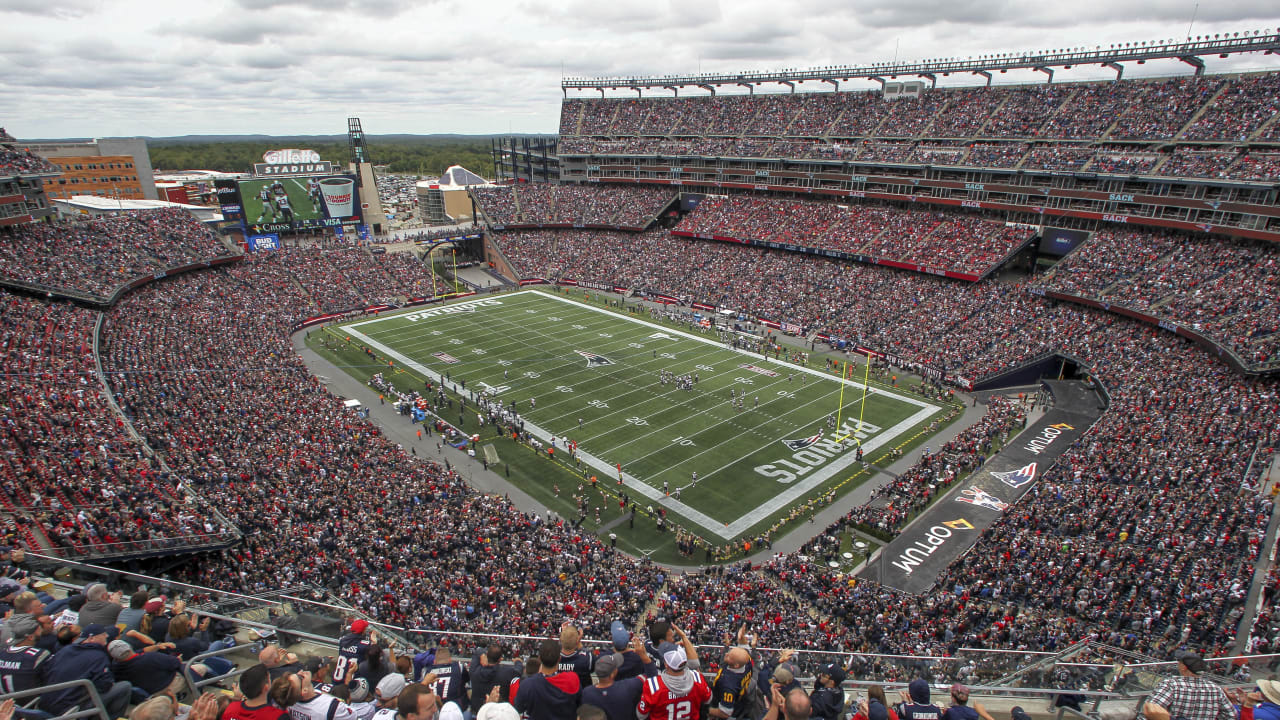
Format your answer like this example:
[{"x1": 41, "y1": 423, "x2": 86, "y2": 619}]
[{"x1": 254, "y1": 149, "x2": 333, "y2": 176}]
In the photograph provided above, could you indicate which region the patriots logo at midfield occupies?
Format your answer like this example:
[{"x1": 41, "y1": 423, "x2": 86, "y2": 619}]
[
  {"x1": 648, "y1": 332, "x2": 674, "y2": 340},
  {"x1": 575, "y1": 350, "x2": 614, "y2": 367},
  {"x1": 991, "y1": 461, "x2": 1037, "y2": 489},
  {"x1": 955, "y1": 485, "x2": 1009, "y2": 512},
  {"x1": 780, "y1": 433, "x2": 823, "y2": 451}
]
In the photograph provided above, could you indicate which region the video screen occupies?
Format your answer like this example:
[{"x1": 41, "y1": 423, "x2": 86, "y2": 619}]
[
  {"x1": 238, "y1": 174, "x2": 360, "y2": 233},
  {"x1": 1040, "y1": 227, "x2": 1091, "y2": 257}
]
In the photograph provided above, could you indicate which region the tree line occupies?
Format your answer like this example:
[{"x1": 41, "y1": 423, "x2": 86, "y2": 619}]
[{"x1": 150, "y1": 140, "x2": 497, "y2": 177}]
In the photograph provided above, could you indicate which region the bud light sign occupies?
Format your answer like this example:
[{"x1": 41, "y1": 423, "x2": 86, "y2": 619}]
[{"x1": 247, "y1": 234, "x2": 280, "y2": 252}]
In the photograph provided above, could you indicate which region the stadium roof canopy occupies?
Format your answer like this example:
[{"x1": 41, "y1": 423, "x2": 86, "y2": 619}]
[
  {"x1": 53, "y1": 195, "x2": 223, "y2": 223},
  {"x1": 562, "y1": 29, "x2": 1280, "y2": 95},
  {"x1": 437, "y1": 165, "x2": 489, "y2": 187}
]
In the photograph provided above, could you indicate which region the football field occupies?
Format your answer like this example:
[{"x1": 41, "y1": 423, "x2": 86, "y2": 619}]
[{"x1": 340, "y1": 290, "x2": 945, "y2": 541}]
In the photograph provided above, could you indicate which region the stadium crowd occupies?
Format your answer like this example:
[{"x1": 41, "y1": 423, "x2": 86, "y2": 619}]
[
  {"x1": 0, "y1": 128, "x2": 58, "y2": 176},
  {"x1": 674, "y1": 196, "x2": 1031, "y2": 278},
  {"x1": 0, "y1": 290, "x2": 236, "y2": 558},
  {"x1": 0, "y1": 203, "x2": 1276, "y2": 720},
  {"x1": 472, "y1": 185, "x2": 675, "y2": 228},
  {"x1": 558, "y1": 73, "x2": 1280, "y2": 180},
  {"x1": 1033, "y1": 230, "x2": 1280, "y2": 367},
  {"x1": 0, "y1": 209, "x2": 233, "y2": 301}
]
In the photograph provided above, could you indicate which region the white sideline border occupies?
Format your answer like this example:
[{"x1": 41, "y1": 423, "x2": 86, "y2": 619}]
[{"x1": 343, "y1": 290, "x2": 942, "y2": 540}]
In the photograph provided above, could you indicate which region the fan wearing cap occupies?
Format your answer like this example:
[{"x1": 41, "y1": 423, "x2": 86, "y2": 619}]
[
  {"x1": 895, "y1": 679, "x2": 943, "y2": 720},
  {"x1": 337, "y1": 619, "x2": 380, "y2": 685},
  {"x1": 225, "y1": 664, "x2": 291, "y2": 720},
  {"x1": 636, "y1": 635, "x2": 712, "y2": 720},
  {"x1": 343, "y1": 678, "x2": 379, "y2": 720},
  {"x1": 582, "y1": 652, "x2": 646, "y2": 720},
  {"x1": 0, "y1": 614, "x2": 51, "y2": 696},
  {"x1": 810, "y1": 662, "x2": 848, "y2": 720},
  {"x1": 1143, "y1": 652, "x2": 1236, "y2": 720},
  {"x1": 941, "y1": 684, "x2": 994, "y2": 720},
  {"x1": 371, "y1": 672, "x2": 410, "y2": 720},
  {"x1": 1227, "y1": 680, "x2": 1273, "y2": 720},
  {"x1": 41, "y1": 623, "x2": 132, "y2": 719}
]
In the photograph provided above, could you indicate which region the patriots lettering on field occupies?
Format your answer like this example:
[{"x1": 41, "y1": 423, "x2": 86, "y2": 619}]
[{"x1": 755, "y1": 420, "x2": 883, "y2": 484}]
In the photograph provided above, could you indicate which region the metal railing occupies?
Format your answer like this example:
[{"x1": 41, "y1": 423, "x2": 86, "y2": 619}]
[{"x1": 1, "y1": 679, "x2": 111, "y2": 720}]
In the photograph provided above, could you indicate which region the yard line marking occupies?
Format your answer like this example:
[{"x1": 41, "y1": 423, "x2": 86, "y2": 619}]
[{"x1": 342, "y1": 290, "x2": 943, "y2": 539}]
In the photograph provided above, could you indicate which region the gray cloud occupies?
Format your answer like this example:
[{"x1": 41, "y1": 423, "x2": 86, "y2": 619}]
[{"x1": 0, "y1": 0, "x2": 98, "y2": 18}]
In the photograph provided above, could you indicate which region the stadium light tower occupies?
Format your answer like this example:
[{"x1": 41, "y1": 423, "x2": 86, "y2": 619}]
[{"x1": 348, "y1": 117, "x2": 373, "y2": 165}]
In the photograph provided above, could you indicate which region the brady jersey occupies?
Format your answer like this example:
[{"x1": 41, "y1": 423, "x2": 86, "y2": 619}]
[
  {"x1": 333, "y1": 633, "x2": 370, "y2": 683},
  {"x1": 637, "y1": 673, "x2": 712, "y2": 720},
  {"x1": 558, "y1": 650, "x2": 593, "y2": 689},
  {"x1": 0, "y1": 643, "x2": 50, "y2": 692}
]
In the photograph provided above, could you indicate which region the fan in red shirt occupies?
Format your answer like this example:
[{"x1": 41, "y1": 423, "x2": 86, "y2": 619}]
[{"x1": 637, "y1": 633, "x2": 712, "y2": 720}]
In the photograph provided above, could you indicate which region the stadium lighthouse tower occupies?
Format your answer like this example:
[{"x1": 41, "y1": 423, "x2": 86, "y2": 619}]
[{"x1": 347, "y1": 117, "x2": 386, "y2": 235}]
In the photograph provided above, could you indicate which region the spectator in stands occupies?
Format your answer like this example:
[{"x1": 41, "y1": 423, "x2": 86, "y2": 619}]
[
  {"x1": 765, "y1": 687, "x2": 811, "y2": 720},
  {"x1": 166, "y1": 612, "x2": 235, "y2": 678},
  {"x1": 0, "y1": 615, "x2": 51, "y2": 698},
  {"x1": 107, "y1": 639, "x2": 183, "y2": 699},
  {"x1": 580, "y1": 653, "x2": 643, "y2": 720},
  {"x1": 261, "y1": 644, "x2": 303, "y2": 680},
  {"x1": 942, "y1": 685, "x2": 993, "y2": 720},
  {"x1": 559, "y1": 625, "x2": 594, "y2": 690},
  {"x1": 373, "y1": 673, "x2": 408, "y2": 720},
  {"x1": 512, "y1": 639, "x2": 580, "y2": 720},
  {"x1": 470, "y1": 645, "x2": 520, "y2": 712},
  {"x1": 77, "y1": 584, "x2": 124, "y2": 627},
  {"x1": 896, "y1": 679, "x2": 943, "y2": 720},
  {"x1": 709, "y1": 643, "x2": 760, "y2": 720},
  {"x1": 809, "y1": 661, "x2": 847, "y2": 720},
  {"x1": 283, "y1": 669, "x2": 358, "y2": 720},
  {"x1": 1142, "y1": 652, "x2": 1235, "y2": 720},
  {"x1": 395, "y1": 684, "x2": 440, "y2": 720},
  {"x1": 41, "y1": 623, "x2": 131, "y2": 719},
  {"x1": 226, "y1": 664, "x2": 289, "y2": 720},
  {"x1": 116, "y1": 591, "x2": 151, "y2": 633},
  {"x1": 637, "y1": 645, "x2": 711, "y2": 720}
]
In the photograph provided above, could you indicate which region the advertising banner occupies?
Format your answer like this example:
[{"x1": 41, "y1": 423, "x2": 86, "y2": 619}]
[{"x1": 246, "y1": 234, "x2": 280, "y2": 252}]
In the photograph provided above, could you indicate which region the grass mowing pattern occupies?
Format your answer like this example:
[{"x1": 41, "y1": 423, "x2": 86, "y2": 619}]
[{"x1": 332, "y1": 290, "x2": 945, "y2": 546}]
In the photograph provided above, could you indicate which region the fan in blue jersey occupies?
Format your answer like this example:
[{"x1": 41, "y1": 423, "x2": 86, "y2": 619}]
[
  {"x1": 334, "y1": 619, "x2": 377, "y2": 686},
  {"x1": 0, "y1": 615, "x2": 50, "y2": 693},
  {"x1": 557, "y1": 624, "x2": 594, "y2": 690},
  {"x1": 416, "y1": 646, "x2": 468, "y2": 708}
]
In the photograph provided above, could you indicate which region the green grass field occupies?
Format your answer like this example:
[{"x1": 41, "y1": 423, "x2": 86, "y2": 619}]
[{"x1": 333, "y1": 290, "x2": 946, "y2": 547}]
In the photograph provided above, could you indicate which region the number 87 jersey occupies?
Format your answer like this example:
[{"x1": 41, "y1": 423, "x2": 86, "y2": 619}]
[{"x1": 637, "y1": 673, "x2": 713, "y2": 720}]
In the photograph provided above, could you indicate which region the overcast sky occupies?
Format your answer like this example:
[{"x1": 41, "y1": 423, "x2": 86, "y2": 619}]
[{"x1": 2, "y1": 0, "x2": 1279, "y2": 139}]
